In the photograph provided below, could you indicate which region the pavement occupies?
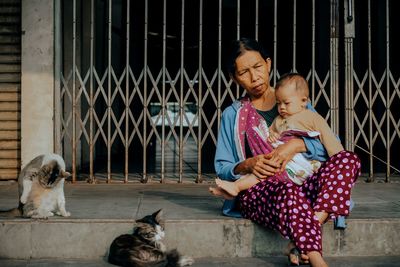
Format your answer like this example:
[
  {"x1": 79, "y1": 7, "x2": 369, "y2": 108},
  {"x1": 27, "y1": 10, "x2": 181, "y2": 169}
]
[
  {"x1": 0, "y1": 179, "x2": 399, "y2": 266},
  {"x1": 0, "y1": 256, "x2": 399, "y2": 267},
  {"x1": 0, "y1": 179, "x2": 399, "y2": 220}
]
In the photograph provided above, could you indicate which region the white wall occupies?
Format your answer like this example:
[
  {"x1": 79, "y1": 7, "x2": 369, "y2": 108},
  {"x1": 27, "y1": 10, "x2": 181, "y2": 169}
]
[{"x1": 21, "y1": 0, "x2": 54, "y2": 167}]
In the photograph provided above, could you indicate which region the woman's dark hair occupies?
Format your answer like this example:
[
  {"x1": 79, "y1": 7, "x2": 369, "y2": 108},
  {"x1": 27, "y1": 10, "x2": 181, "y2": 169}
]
[{"x1": 226, "y1": 37, "x2": 271, "y2": 76}]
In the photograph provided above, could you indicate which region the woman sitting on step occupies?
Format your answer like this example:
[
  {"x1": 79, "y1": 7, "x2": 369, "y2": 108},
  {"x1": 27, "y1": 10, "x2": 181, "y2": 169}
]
[{"x1": 213, "y1": 38, "x2": 361, "y2": 267}]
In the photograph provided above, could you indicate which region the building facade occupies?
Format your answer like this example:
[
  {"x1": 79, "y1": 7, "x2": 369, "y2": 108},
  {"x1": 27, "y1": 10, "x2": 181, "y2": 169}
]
[{"x1": 2, "y1": 0, "x2": 399, "y2": 182}]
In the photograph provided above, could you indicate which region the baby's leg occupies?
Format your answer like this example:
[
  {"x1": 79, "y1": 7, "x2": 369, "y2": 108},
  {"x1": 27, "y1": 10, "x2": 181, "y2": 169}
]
[{"x1": 216, "y1": 174, "x2": 260, "y2": 197}]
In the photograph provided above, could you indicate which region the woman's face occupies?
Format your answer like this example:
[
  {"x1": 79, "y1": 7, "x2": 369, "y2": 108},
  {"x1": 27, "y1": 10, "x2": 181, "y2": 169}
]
[{"x1": 233, "y1": 50, "x2": 271, "y2": 99}]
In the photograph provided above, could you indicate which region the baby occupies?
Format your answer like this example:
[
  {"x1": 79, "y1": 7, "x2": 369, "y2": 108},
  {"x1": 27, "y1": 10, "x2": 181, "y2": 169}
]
[{"x1": 210, "y1": 73, "x2": 344, "y2": 199}]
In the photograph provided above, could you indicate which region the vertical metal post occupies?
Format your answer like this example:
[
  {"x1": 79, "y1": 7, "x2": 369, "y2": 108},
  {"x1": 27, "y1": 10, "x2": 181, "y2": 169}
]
[
  {"x1": 72, "y1": 0, "x2": 77, "y2": 182},
  {"x1": 125, "y1": 0, "x2": 130, "y2": 183},
  {"x1": 236, "y1": 0, "x2": 240, "y2": 39},
  {"x1": 292, "y1": 0, "x2": 297, "y2": 72},
  {"x1": 89, "y1": 0, "x2": 95, "y2": 183},
  {"x1": 107, "y1": 0, "x2": 112, "y2": 182},
  {"x1": 330, "y1": 0, "x2": 340, "y2": 134},
  {"x1": 311, "y1": 0, "x2": 315, "y2": 104},
  {"x1": 179, "y1": 0, "x2": 185, "y2": 183},
  {"x1": 385, "y1": 0, "x2": 390, "y2": 182},
  {"x1": 161, "y1": 0, "x2": 167, "y2": 183},
  {"x1": 344, "y1": 0, "x2": 355, "y2": 152},
  {"x1": 367, "y1": 0, "x2": 374, "y2": 182},
  {"x1": 236, "y1": 0, "x2": 240, "y2": 98},
  {"x1": 255, "y1": 0, "x2": 259, "y2": 41},
  {"x1": 273, "y1": 0, "x2": 277, "y2": 84},
  {"x1": 216, "y1": 0, "x2": 221, "y2": 131},
  {"x1": 142, "y1": 0, "x2": 148, "y2": 182},
  {"x1": 196, "y1": 0, "x2": 204, "y2": 183}
]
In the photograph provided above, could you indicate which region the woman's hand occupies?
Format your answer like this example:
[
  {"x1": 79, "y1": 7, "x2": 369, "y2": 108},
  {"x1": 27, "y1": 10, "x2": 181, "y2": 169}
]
[
  {"x1": 266, "y1": 138, "x2": 307, "y2": 172},
  {"x1": 234, "y1": 138, "x2": 307, "y2": 178},
  {"x1": 249, "y1": 154, "x2": 282, "y2": 178},
  {"x1": 234, "y1": 154, "x2": 281, "y2": 179}
]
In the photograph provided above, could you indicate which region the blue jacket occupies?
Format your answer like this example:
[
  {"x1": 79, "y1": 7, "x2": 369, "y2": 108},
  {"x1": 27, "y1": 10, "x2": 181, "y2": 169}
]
[{"x1": 214, "y1": 100, "x2": 328, "y2": 217}]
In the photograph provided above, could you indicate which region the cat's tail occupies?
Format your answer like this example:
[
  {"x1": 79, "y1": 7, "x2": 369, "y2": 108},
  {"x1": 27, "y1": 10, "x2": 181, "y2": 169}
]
[
  {"x1": 165, "y1": 249, "x2": 181, "y2": 267},
  {"x1": 0, "y1": 207, "x2": 22, "y2": 217}
]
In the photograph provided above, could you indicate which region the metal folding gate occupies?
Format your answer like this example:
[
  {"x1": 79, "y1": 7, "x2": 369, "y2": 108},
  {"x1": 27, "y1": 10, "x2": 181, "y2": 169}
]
[{"x1": 57, "y1": 0, "x2": 400, "y2": 183}]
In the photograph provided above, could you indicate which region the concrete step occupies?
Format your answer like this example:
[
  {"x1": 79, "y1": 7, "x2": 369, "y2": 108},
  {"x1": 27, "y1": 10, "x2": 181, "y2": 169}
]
[
  {"x1": 0, "y1": 217, "x2": 399, "y2": 260},
  {"x1": 0, "y1": 182, "x2": 399, "y2": 260},
  {"x1": 1, "y1": 256, "x2": 400, "y2": 267}
]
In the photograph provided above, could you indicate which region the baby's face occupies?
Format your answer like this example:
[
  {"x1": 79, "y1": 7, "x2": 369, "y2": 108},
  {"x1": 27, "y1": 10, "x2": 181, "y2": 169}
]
[{"x1": 275, "y1": 84, "x2": 307, "y2": 118}]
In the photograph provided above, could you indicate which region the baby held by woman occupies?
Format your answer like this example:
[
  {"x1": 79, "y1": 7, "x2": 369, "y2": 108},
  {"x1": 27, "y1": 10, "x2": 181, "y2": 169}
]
[{"x1": 210, "y1": 73, "x2": 344, "y2": 199}]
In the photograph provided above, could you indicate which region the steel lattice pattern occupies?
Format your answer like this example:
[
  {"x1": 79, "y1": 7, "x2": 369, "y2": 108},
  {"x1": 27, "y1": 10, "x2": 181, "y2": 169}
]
[{"x1": 58, "y1": 0, "x2": 400, "y2": 183}]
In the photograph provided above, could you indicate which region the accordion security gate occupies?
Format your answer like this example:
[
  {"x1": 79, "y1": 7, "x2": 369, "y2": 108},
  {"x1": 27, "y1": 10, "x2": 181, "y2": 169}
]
[{"x1": 57, "y1": 0, "x2": 400, "y2": 183}]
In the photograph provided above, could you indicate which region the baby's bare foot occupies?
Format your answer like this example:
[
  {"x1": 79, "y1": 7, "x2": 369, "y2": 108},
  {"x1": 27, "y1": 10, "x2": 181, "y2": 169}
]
[
  {"x1": 209, "y1": 187, "x2": 235, "y2": 200},
  {"x1": 215, "y1": 178, "x2": 240, "y2": 197}
]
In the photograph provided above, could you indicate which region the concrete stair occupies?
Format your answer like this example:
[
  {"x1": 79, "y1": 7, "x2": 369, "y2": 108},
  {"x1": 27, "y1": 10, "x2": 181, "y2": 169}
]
[
  {"x1": 1, "y1": 256, "x2": 400, "y2": 267},
  {"x1": 0, "y1": 182, "x2": 399, "y2": 263}
]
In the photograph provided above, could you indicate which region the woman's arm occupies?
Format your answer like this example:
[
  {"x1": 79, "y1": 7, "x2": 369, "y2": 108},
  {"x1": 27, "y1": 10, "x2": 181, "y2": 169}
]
[
  {"x1": 215, "y1": 104, "x2": 281, "y2": 179},
  {"x1": 214, "y1": 106, "x2": 242, "y2": 181}
]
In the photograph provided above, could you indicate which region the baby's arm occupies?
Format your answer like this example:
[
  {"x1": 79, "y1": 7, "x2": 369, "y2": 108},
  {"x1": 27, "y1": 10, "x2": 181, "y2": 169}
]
[
  {"x1": 268, "y1": 119, "x2": 280, "y2": 143},
  {"x1": 267, "y1": 129, "x2": 280, "y2": 143},
  {"x1": 311, "y1": 113, "x2": 344, "y2": 156}
]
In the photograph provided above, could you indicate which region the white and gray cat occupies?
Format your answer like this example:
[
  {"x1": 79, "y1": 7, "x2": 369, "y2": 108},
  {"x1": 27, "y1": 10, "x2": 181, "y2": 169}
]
[
  {"x1": 0, "y1": 153, "x2": 71, "y2": 219},
  {"x1": 108, "y1": 209, "x2": 194, "y2": 267}
]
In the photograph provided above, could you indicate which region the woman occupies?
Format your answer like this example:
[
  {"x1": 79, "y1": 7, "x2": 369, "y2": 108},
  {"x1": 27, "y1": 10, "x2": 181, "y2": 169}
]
[{"x1": 214, "y1": 38, "x2": 361, "y2": 267}]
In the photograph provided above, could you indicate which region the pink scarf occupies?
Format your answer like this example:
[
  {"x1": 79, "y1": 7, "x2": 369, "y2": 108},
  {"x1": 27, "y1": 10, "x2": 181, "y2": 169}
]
[{"x1": 235, "y1": 97, "x2": 290, "y2": 182}]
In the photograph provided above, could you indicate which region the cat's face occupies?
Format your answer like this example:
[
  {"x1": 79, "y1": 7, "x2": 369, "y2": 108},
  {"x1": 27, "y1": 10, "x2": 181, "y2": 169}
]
[
  {"x1": 135, "y1": 209, "x2": 165, "y2": 242},
  {"x1": 38, "y1": 160, "x2": 71, "y2": 188}
]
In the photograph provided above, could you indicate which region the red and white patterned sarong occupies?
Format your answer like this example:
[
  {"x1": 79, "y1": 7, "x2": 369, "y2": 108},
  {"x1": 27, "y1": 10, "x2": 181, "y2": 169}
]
[{"x1": 238, "y1": 150, "x2": 361, "y2": 254}]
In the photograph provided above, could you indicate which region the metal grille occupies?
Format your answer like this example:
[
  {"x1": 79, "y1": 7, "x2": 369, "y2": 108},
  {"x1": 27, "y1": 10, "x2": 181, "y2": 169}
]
[
  {"x1": 345, "y1": 0, "x2": 400, "y2": 181},
  {"x1": 57, "y1": 0, "x2": 400, "y2": 183}
]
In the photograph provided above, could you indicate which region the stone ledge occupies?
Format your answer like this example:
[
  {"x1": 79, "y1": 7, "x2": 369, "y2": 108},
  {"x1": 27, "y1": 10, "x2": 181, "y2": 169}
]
[{"x1": 0, "y1": 218, "x2": 399, "y2": 259}]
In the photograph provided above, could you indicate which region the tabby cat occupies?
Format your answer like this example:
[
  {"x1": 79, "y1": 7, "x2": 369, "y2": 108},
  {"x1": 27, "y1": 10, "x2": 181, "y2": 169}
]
[
  {"x1": 108, "y1": 209, "x2": 194, "y2": 267},
  {"x1": 0, "y1": 153, "x2": 71, "y2": 219}
]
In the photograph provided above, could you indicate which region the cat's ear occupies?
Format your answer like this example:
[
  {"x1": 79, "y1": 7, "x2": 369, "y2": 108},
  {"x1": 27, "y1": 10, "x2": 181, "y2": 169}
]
[
  {"x1": 61, "y1": 171, "x2": 71, "y2": 178},
  {"x1": 152, "y1": 209, "x2": 163, "y2": 222}
]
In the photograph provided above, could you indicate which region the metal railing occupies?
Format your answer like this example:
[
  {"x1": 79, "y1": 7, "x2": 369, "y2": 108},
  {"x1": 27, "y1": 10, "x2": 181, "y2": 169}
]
[{"x1": 57, "y1": 0, "x2": 400, "y2": 183}]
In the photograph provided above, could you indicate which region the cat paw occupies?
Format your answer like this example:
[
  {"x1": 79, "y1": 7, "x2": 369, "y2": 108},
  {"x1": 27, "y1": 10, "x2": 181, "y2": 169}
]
[
  {"x1": 61, "y1": 211, "x2": 71, "y2": 217},
  {"x1": 20, "y1": 195, "x2": 27, "y2": 204},
  {"x1": 45, "y1": 211, "x2": 55, "y2": 217},
  {"x1": 31, "y1": 213, "x2": 50, "y2": 219},
  {"x1": 56, "y1": 210, "x2": 71, "y2": 217},
  {"x1": 179, "y1": 256, "x2": 194, "y2": 266}
]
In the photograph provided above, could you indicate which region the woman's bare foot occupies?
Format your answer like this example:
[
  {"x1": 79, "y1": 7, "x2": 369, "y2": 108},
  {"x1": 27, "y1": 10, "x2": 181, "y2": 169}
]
[
  {"x1": 315, "y1": 211, "x2": 329, "y2": 224},
  {"x1": 209, "y1": 186, "x2": 235, "y2": 200},
  {"x1": 215, "y1": 178, "x2": 240, "y2": 197},
  {"x1": 307, "y1": 251, "x2": 328, "y2": 267},
  {"x1": 286, "y1": 241, "x2": 309, "y2": 265}
]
